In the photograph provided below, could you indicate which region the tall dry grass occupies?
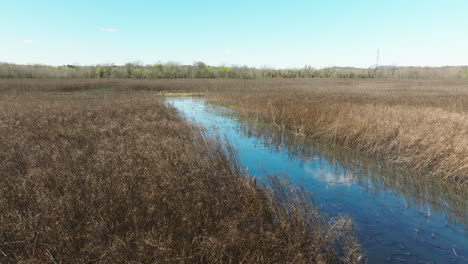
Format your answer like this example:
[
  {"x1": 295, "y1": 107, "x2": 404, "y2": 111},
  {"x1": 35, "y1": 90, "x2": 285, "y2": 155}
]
[
  {"x1": 0, "y1": 84, "x2": 361, "y2": 263},
  {"x1": 2, "y1": 78, "x2": 466, "y2": 186},
  {"x1": 202, "y1": 79, "x2": 468, "y2": 186}
]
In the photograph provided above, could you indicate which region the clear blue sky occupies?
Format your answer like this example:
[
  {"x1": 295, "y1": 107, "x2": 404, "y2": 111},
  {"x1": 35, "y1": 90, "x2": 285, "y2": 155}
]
[{"x1": 1, "y1": 0, "x2": 467, "y2": 68}]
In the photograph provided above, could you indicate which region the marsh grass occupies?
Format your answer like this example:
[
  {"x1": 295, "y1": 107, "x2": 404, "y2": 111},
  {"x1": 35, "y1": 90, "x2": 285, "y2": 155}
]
[
  {"x1": 161, "y1": 92, "x2": 204, "y2": 97},
  {"x1": 203, "y1": 79, "x2": 468, "y2": 186},
  {"x1": 2, "y1": 78, "x2": 466, "y2": 186},
  {"x1": 0, "y1": 84, "x2": 362, "y2": 263}
]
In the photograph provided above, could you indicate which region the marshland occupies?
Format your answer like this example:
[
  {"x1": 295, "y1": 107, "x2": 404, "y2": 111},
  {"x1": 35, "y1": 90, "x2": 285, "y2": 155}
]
[
  {"x1": 0, "y1": 81, "x2": 362, "y2": 263},
  {"x1": 2, "y1": 1, "x2": 468, "y2": 263},
  {"x1": 0, "y1": 77, "x2": 466, "y2": 263}
]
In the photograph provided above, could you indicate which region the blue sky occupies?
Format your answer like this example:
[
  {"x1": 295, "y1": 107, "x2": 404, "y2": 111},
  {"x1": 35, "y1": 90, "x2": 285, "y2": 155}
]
[{"x1": 1, "y1": 0, "x2": 467, "y2": 68}]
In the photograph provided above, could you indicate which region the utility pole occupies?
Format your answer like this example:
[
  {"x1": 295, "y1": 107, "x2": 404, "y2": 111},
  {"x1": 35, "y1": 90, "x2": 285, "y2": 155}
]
[
  {"x1": 373, "y1": 49, "x2": 380, "y2": 78},
  {"x1": 376, "y1": 49, "x2": 380, "y2": 69}
]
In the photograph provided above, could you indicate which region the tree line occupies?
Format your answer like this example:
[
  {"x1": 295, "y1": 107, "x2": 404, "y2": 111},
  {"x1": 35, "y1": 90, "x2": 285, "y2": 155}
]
[{"x1": 1, "y1": 62, "x2": 467, "y2": 79}]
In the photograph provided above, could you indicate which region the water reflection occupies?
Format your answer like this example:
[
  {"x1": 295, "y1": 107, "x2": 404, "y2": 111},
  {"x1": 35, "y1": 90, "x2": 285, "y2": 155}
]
[
  {"x1": 167, "y1": 97, "x2": 468, "y2": 264},
  {"x1": 237, "y1": 117, "x2": 468, "y2": 229}
]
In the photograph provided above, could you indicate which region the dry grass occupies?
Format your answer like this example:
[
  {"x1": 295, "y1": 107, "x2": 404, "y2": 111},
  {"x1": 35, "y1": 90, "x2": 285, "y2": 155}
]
[
  {"x1": 0, "y1": 82, "x2": 361, "y2": 263},
  {"x1": 202, "y1": 79, "x2": 468, "y2": 186},
  {"x1": 2, "y1": 78, "x2": 466, "y2": 185}
]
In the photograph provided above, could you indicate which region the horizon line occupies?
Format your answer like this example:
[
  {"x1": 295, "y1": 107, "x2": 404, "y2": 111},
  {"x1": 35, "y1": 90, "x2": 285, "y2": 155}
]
[{"x1": 2, "y1": 61, "x2": 468, "y2": 70}]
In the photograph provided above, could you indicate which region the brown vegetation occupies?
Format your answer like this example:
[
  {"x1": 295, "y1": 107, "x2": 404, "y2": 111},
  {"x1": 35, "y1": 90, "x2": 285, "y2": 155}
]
[
  {"x1": 2, "y1": 78, "x2": 466, "y2": 186},
  {"x1": 0, "y1": 82, "x2": 361, "y2": 263},
  {"x1": 204, "y1": 78, "x2": 468, "y2": 186}
]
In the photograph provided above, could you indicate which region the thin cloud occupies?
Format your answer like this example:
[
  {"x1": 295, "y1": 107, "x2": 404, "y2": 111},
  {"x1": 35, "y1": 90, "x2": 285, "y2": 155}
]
[
  {"x1": 23, "y1": 40, "x2": 33, "y2": 43},
  {"x1": 100, "y1": 28, "x2": 119, "y2": 32}
]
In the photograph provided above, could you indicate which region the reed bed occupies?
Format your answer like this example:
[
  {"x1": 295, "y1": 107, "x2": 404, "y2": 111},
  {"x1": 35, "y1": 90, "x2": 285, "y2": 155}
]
[
  {"x1": 2, "y1": 78, "x2": 466, "y2": 186},
  {"x1": 0, "y1": 84, "x2": 361, "y2": 263},
  {"x1": 203, "y1": 79, "x2": 468, "y2": 186}
]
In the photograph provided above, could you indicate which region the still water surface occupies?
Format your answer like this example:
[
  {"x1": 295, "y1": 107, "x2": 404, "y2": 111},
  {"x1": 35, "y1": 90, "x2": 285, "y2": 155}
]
[{"x1": 166, "y1": 97, "x2": 467, "y2": 264}]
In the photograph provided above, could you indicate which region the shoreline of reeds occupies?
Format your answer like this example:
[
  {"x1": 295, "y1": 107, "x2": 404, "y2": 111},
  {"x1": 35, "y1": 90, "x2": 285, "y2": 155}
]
[{"x1": 202, "y1": 79, "x2": 468, "y2": 186}]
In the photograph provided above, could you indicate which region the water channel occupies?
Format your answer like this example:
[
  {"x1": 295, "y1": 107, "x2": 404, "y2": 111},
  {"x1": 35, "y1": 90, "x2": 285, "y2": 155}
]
[{"x1": 166, "y1": 97, "x2": 467, "y2": 264}]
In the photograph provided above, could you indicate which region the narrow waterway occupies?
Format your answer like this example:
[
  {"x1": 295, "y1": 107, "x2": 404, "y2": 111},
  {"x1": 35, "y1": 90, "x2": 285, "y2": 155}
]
[{"x1": 166, "y1": 97, "x2": 467, "y2": 264}]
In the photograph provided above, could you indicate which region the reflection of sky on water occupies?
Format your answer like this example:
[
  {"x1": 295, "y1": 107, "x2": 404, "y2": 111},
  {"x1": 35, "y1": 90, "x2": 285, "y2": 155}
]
[
  {"x1": 166, "y1": 97, "x2": 467, "y2": 264},
  {"x1": 303, "y1": 164, "x2": 353, "y2": 185}
]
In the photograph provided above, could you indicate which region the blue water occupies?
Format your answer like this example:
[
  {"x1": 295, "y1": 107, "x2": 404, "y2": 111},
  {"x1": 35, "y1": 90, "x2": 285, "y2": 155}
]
[{"x1": 166, "y1": 97, "x2": 467, "y2": 264}]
